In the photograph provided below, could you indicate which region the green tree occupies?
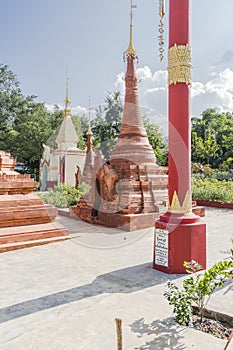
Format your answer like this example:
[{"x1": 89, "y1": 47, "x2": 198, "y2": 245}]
[
  {"x1": 0, "y1": 64, "x2": 62, "y2": 177},
  {"x1": 45, "y1": 106, "x2": 64, "y2": 149},
  {"x1": 49, "y1": 105, "x2": 64, "y2": 130},
  {"x1": 144, "y1": 120, "x2": 168, "y2": 166},
  {"x1": 191, "y1": 131, "x2": 205, "y2": 164},
  {"x1": 7, "y1": 102, "x2": 53, "y2": 176},
  {"x1": 91, "y1": 91, "x2": 123, "y2": 160},
  {"x1": 191, "y1": 128, "x2": 218, "y2": 165},
  {"x1": 104, "y1": 91, "x2": 122, "y2": 134},
  {"x1": 0, "y1": 64, "x2": 34, "y2": 150},
  {"x1": 72, "y1": 114, "x2": 88, "y2": 150},
  {"x1": 191, "y1": 108, "x2": 233, "y2": 168},
  {"x1": 202, "y1": 128, "x2": 219, "y2": 165}
]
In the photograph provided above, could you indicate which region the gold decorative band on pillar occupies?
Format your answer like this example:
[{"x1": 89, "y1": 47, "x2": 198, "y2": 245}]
[
  {"x1": 168, "y1": 44, "x2": 192, "y2": 85},
  {"x1": 168, "y1": 190, "x2": 192, "y2": 214}
]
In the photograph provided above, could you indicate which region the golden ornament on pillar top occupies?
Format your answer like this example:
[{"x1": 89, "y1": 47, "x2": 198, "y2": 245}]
[
  {"x1": 168, "y1": 190, "x2": 192, "y2": 214},
  {"x1": 168, "y1": 44, "x2": 192, "y2": 85}
]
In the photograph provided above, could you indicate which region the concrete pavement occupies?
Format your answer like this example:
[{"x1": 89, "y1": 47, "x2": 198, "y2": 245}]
[{"x1": 0, "y1": 207, "x2": 232, "y2": 349}]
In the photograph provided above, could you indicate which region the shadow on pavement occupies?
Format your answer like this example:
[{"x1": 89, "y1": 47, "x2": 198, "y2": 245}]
[
  {"x1": 0, "y1": 262, "x2": 181, "y2": 324},
  {"x1": 130, "y1": 317, "x2": 186, "y2": 350}
]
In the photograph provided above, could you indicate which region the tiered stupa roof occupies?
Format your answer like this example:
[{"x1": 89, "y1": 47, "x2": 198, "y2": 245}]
[
  {"x1": 110, "y1": 7, "x2": 157, "y2": 166},
  {"x1": 56, "y1": 79, "x2": 78, "y2": 150}
]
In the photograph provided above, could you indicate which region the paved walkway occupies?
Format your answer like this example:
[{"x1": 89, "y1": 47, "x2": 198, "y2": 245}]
[{"x1": 0, "y1": 208, "x2": 232, "y2": 349}]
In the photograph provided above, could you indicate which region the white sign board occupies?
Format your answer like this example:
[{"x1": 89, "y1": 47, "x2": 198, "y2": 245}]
[{"x1": 155, "y1": 228, "x2": 169, "y2": 267}]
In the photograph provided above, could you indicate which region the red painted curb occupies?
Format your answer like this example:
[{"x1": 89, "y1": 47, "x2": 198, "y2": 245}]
[{"x1": 196, "y1": 200, "x2": 233, "y2": 209}]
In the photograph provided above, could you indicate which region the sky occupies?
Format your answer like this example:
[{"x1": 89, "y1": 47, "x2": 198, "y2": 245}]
[{"x1": 1, "y1": 0, "x2": 233, "y2": 133}]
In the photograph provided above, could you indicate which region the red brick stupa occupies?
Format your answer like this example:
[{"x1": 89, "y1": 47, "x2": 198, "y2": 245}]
[
  {"x1": 0, "y1": 151, "x2": 68, "y2": 252},
  {"x1": 71, "y1": 7, "x2": 167, "y2": 230}
]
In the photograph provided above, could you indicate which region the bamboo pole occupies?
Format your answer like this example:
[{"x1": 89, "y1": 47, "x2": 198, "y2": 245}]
[
  {"x1": 115, "y1": 318, "x2": 122, "y2": 350},
  {"x1": 224, "y1": 331, "x2": 233, "y2": 350}
]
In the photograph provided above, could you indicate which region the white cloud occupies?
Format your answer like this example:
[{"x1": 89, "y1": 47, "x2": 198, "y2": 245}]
[
  {"x1": 192, "y1": 68, "x2": 233, "y2": 114},
  {"x1": 46, "y1": 67, "x2": 233, "y2": 137},
  {"x1": 71, "y1": 106, "x2": 89, "y2": 116},
  {"x1": 115, "y1": 66, "x2": 233, "y2": 119},
  {"x1": 114, "y1": 72, "x2": 125, "y2": 95}
]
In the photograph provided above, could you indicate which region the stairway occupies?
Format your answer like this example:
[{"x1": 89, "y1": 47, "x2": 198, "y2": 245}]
[{"x1": 0, "y1": 222, "x2": 69, "y2": 253}]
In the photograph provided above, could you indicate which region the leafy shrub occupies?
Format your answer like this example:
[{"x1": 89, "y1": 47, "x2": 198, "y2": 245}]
[
  {"x1": 164, "y1": 252, "x2": 233, "y2": 326},
  {"x1": 211, "y1": 169, "x2": 233, "y2": 181},
  {"x1": 192, "y1": 164, "x2": 233, "y2": 181},
  {"x1": 38, "y1": 183, "x2": 90, "y2": 208},
  {"x1": 192, "y1": 177, "x2": 233, "y2": 203},
  {"x1": 221, "y1": 157, "x2": 233, "y2": 171},
  {"x1": 164, "y1": 281, "x2": 193, "y2": 326}
]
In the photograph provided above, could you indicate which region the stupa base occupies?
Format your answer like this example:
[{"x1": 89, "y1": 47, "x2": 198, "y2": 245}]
[
  {"x1": 70, "y1": 206, "x2": 160, "y2": 231},
  {"x1": 0, "y1": 222, "x2": 68, "y2": 253},
  {"x1": 0, "y1": 151, "x2": 68, "y2": 253}
]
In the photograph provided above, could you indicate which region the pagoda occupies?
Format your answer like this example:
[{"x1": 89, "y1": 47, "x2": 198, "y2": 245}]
[
  {"x1": 71, "y1": 6, "x2": 168, "y2": 230},
  {"x1": 40, "y1": 79, "x2": 86, "y2": 190}
]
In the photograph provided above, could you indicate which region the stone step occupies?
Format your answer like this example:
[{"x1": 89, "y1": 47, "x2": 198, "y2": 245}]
[
  {"x1": 0, "y1": 205, "x2": 57, "y2": 228},
  {"x1": 0, "y1": 227, "x2": 67, "y2": 245},
  {"x1": 0, "y1": 235, "x2": 69, "y2": 253},
  {"x1": 0, "y1": 221, "x2": 67, "y2": 234},
  {"x1": 0, "y1": 194, "x2": 43, "y2": 208},
  {"x1": 0, "y1": 222, "x2": 68, "y2": 252}
]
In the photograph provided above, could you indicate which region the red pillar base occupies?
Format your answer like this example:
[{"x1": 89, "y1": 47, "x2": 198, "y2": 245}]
[{"x1": 153, "y1": 212, "x2": 206, "y2": 274}]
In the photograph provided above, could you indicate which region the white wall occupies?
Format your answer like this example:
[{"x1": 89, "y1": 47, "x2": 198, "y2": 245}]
[{"x1": 64, "y1": 152, "x2": 86, "y2": 187}]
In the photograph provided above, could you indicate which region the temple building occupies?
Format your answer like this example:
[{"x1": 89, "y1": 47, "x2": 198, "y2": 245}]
[
  {"x1": 40, "y1": 81, "x2": 85, "y2": 190},
  {"x1": 71, "y1": 8, "x2": 168, "y2": 230}
]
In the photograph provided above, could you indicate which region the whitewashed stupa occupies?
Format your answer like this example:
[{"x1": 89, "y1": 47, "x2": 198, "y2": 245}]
[{"x1": 40, "y1": 81, "x2": 85, "y2": 190}]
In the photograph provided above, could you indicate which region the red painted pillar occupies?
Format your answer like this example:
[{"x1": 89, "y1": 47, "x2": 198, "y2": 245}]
[
  {"x1": 153, "y1": 0, "x2": 206, "y2": 274},
  {"x1": 169, "y1": 0, "x2": 191, "y2": 206}
]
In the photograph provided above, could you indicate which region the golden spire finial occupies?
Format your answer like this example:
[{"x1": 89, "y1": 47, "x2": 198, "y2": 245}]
[
  {"x1": 64, "y1": 72, "x2": 71, "y2": 117},
  {"x1": 124, "y1": 0, "x2": 138, "y2": 60},
  {"x1": 87, "y1": 96, "x2": 92, "y2": 135}
]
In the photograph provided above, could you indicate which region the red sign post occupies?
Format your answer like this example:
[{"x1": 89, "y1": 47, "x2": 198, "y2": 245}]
[{"x1": 153, "y1": 0, "x2": 206, "y2": 273}]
